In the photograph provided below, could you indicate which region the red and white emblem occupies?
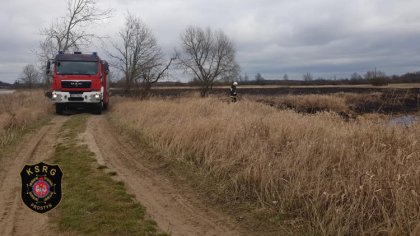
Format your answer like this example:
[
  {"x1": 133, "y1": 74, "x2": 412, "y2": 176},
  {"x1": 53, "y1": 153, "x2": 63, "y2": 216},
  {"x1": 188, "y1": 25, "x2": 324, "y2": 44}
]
[{"x1": 32, "y1": 177, "x2": 50, "y2": 198}]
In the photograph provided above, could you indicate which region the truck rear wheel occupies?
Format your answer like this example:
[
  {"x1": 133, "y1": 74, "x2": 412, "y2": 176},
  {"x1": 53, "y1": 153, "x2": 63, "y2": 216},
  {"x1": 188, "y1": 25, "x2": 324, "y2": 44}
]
[{"x1": 55, "y1": 104, "x2": 65, "y2": 115}]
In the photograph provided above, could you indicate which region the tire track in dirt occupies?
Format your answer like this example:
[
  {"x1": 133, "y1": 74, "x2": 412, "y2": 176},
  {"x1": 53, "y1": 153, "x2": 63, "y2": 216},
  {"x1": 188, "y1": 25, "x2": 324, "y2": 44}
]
[
  {"x1": 83, "y1": 116, "x2": 245, "y2": 236},
  {"x1": 0, "y1": 116, "x2": 68, "y2": 236}
]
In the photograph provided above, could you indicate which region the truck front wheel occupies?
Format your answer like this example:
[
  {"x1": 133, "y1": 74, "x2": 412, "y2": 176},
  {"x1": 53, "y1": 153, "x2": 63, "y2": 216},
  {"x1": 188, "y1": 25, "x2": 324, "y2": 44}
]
[
  {"x1": 55, "y1": 104, "x2": 65, "y2": 115},
  {"x1": 93, "y1": 102, "x2": 102, "y2": 114}
]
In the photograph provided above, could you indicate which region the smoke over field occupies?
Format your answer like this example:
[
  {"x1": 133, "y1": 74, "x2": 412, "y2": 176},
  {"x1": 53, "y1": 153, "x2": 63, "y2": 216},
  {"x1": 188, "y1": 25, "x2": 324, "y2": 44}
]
[{"x1": 110, "y1": 96, "x2": 420, "y2": 235}]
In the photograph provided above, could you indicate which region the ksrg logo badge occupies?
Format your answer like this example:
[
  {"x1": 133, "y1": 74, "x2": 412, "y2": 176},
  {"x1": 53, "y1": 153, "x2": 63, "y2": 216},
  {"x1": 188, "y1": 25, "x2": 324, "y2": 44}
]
[{"x1": 20, "y1": 162, "x2": 62, "y2": 213}]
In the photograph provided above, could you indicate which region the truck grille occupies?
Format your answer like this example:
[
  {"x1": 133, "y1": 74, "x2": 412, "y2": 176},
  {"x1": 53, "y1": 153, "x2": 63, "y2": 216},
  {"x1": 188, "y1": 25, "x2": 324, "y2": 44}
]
[
  {"x1": 68, "y1": 97, "x2": 84, "y2": 101},
  {"x1": 61, "y1": 81, "x2": 91, "y2": 88}
]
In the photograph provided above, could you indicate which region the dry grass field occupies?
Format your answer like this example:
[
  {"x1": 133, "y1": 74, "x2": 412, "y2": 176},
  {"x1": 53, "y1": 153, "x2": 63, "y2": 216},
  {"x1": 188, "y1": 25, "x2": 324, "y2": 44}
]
[
  {"x1": 110, "y1": 96, "x2": 420, "y2": 235},
  {"x1": 1, "y1": 90, "x2": 419, "y2": 234},
  {"x1": 0, "y1": 90, "x2": 51, "y2": 147}
]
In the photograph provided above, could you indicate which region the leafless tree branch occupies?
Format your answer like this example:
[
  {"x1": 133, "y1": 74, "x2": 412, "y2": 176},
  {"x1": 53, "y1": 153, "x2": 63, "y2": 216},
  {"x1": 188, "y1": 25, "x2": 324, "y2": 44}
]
[
  {"x1": 178, "y1": 26, "x2": 239, "y2": 97},
  {"x1": 109, "y1": 13, "x2": 173, "y2": 97},
  {"x1": 21, "y1": 65, "x2": 40, "y2": 89},
  {"x1": 35, "y1": 0, "x2": 112, "y2": 86}
]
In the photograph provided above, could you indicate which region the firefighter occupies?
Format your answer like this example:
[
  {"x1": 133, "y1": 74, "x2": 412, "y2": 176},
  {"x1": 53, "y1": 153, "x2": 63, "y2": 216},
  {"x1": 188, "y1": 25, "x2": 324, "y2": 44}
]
[{"x1": 230, "y1": 81, "x2": 238, "y2": 103}]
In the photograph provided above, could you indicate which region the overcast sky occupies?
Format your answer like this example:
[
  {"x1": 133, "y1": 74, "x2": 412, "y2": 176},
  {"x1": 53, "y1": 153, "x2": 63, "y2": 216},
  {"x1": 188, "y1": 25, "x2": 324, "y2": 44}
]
[{"x1": 1, "y1": 0, "x2": 420, "y2": 83}]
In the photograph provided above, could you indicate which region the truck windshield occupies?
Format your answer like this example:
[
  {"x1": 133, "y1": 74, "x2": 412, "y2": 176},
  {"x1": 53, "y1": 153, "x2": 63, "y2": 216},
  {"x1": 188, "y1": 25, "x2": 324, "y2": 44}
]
[{"x1": 56, "y1": 61, "x2": 98, "y2": 75}]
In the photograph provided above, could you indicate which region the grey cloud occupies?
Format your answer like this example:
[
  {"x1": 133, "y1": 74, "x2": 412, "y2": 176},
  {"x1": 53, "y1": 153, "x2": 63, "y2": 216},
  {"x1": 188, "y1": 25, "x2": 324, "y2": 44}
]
[{"x1": 1, "y1": 0, "x2": 420, "y2": 83}]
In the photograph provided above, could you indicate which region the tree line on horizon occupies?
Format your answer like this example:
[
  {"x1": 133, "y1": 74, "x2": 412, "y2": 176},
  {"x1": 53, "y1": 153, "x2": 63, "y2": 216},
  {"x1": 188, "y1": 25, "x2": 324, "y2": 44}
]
[
  {"x1": 114, "y1": 70, "x2": 420, "y2": 87},
  {"x1": 14, "y1": 64, "x2": 420, "y2": 90},
  {"x1": 217, "y1": 70, "x2": 420, "y2": 86}
]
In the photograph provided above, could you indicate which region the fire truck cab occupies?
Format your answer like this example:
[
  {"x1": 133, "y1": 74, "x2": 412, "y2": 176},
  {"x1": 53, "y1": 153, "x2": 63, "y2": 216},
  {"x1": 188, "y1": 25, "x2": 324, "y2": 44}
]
[{"x1": 47, "y1": 51, "x2": 109, "y2": 114}]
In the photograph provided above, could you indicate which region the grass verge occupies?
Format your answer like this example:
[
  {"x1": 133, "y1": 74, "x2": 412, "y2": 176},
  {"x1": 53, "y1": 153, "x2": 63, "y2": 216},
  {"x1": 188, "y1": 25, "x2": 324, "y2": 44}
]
[
  {"x1": 0, "y1": 90, "x2": 53, "y2": 159},
  {"x1": 0, "y1": 117, "x2": 51, "y2": 161},
  {"x1": 51, "y1": 115, "x2": 165, "y2": 236}
]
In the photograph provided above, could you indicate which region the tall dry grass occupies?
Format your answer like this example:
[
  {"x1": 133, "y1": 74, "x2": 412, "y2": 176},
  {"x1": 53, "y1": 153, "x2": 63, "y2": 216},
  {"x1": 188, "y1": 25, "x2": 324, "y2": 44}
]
[
  {"x1": 110, "y1": 97, "x2": 420, "y2": 235},
  {"x1": 0, "y1": 90, "x2": 52, "y2": 147}
]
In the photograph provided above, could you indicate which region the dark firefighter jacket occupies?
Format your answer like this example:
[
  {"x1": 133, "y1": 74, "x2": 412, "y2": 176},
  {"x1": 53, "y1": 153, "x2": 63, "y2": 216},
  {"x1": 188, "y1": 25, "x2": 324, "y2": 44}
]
[{"x1": 230, "y1": 85, "x2": 237, "y2": 96}]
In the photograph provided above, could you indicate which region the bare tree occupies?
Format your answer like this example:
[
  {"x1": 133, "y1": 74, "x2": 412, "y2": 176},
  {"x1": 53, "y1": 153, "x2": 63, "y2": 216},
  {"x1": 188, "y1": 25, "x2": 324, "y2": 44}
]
[
  {"x1": 350, "y1": 72, "x2": 362, "y2": 80},
  {"x1": 303, "y1": 72, "x2": 313, "y2": 81},
  {"x1": 255, "y1": 73, "x2": 265, "y2": 84},
  {"x1": 41, "y1": 0, "x2": 112, "y2": 53},
  {"x1": 364, "y1": 69, "x2": 388, "y2": 86},
  {"x1": 109, "y1": 13, "x2": 174, "y2": 96},
  {"x1": 364, "y1": 69, "x2": 386, "y2": 80},
  {"x1": 139, "y1": 56, "x2": 175, "y2": 97},
  {"x1": 21, "y1": 65, "x2": 40, "y2": 89},
  {"x1": 38, "y1": 38, "x2": 57, "y2": 86},
  {"x1": 37, "y1": 0, "x2": 112, "y2": 86},
  {"x1": 178, "y1": 26, "x2": 239, "y2": 97}
]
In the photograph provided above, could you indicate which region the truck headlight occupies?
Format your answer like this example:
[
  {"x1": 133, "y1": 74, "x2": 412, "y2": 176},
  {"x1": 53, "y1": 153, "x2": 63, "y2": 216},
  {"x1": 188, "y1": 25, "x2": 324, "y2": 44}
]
[
  {"x1": 94, "y1": 94, "x2": 100, "y2": 99},
  {"x1": 52, "y1": 94, "x2": 57, "y2": 99}
]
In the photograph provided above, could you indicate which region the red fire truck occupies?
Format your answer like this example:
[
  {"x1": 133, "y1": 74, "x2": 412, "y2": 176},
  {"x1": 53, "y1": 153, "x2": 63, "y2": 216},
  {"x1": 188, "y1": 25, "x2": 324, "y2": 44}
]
[{"x1": 47, "y1": 51, "x2": 110, "y2": 114}]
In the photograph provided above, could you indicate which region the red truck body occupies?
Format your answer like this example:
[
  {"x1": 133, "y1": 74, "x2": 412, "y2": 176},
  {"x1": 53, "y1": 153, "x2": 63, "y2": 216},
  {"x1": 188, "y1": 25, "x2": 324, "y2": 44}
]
[{"x1": 48, "y1": 52, "x2": 109, "y2": 114}]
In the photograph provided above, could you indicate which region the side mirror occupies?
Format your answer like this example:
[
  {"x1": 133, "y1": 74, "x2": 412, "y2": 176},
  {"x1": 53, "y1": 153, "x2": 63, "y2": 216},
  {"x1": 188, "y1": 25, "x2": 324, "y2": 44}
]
[
  {"x1": 45, "y1": 91, "x2": 52, "y2": 98},
  {"x1": 46, "y1": 60, "x2": 51, "y2": 75},
  {"x1": 104, "y1": 63, "x2": 109, "y2": 75}
]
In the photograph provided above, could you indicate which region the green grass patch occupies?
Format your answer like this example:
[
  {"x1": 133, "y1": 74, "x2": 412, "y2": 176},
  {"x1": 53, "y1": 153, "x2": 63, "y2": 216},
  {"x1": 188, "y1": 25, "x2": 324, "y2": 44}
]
[{"x1": 52, "y1": 115, "x2": 165, "y2": 235}]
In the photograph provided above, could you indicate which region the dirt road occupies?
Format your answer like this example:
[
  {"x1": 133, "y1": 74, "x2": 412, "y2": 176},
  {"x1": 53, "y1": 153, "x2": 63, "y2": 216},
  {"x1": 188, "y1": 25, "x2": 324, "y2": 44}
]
[
  {"x1": 0, "y1": 116, "x2": 68, "y2": 236},
  {"x1": 0, "y1": 114, "x2": 244, "y2": 235},
  {"x1": 84, "y1": 116, "x2": 244, "y2": 236}
]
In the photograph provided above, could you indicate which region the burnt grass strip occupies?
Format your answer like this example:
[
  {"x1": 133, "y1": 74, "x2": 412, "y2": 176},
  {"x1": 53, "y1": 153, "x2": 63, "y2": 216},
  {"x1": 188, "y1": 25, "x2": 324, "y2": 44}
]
[
  {"x1": 50, "y1": 115, "x2": 166, "y2": 236},
  {"x1": 112, "y1": 87, "x2": 420, "y2": 114}
]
